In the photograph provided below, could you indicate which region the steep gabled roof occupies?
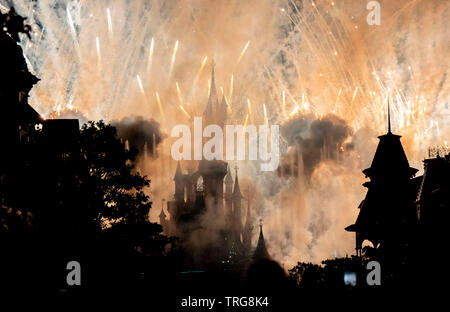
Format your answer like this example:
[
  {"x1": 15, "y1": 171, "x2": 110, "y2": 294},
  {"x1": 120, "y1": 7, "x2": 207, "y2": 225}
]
[{"x1": 253, "y1": 224, "x2": 270, "y2": 261}]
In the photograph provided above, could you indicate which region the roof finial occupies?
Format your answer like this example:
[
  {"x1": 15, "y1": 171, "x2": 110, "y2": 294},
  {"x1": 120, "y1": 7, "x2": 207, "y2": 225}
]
[{"x1": 387, "y1": 96, "x2": 392, "y2": 134}]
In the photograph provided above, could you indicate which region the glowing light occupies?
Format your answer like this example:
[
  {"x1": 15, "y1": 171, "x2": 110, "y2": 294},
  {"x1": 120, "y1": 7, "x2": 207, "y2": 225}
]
[
  {"x1": 106, "y1": 8, "x2": 113, "y2": 37},
  {"x1": 169, "y1": 40, "x2": 179, "y2": 76},
  {"x1": 136, "y1": 75, "x2": 145, "y2": 95},
  {"x1": 237, "y1": 41, "x2": 250, "y2": 64},
  {"x1": 176, "y1": 82, "x2": 183, "y2": 106},
  {"x1": 199, "y1": 56, "x2": 208, "y2": 73},
  {"x1": 66, "y1": 7, "x2": 77, "y2": 38},
  {"x1": 147, "y1": 37, "x2": 155, "y2": 75},
  {"x1": 243, "y1": 113, "x2": 249, "y2": 128},
  {"x1": 155, "y1": 92, "x2": 165, "y2": 120},
  {"x1": 247, "y1": 98, "x2": 253, "y2": 123},
  {"x1": 95, "y1": 36, "x2": 101, "y2": 68},
  {"x1": 179, "y1": 105, "x2": 191, "y2": 119},
  {"x1": 290, "y1": 105, "x2": 300, "y2": 116},
  {"x1": 192, "y1": 56, "x2": 208, "y2": 91},
  {"x1": 263, "y1": 104, "x2": 269, "y2": 126},
  {"x1": 351, "y1": 87, "x2": 359, "y2": 104},
  {"x1": 229, "y1": 74, "x2": 234, "y2": 106}
]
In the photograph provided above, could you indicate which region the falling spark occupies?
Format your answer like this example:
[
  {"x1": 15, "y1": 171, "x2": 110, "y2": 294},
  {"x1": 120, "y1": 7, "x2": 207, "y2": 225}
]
[
  {"x1": 302, "y1": 93, "x2": 310, "y2": 111},
  {"x1": 282, "y1": 90, "x2": 286, "y2": 117},
  {"x1": 147, "y1": 37, "x2": 154, "y2": 75},
  {"x1": 247, "y1": 98, "x2": 253, "y2": 123},
  {"x1": 179, "y1": 105, "x2": 191, "y2": 119},
  {"x1": 95, "y1": 36, "x2": 101, "y2": 68},
  {"x1": 333, "y1": 89, "x2": 342, "y2": 112},
  {"x1": 136, "y1": 75, "x2": 145, "y2": 95},
  {"x1": 263, "y1": 104, "x2": 269, "y2": 126},
  {"x1": 223, "y1": 95, "x2": 232, "y2": 113},
  {"x1": 229, "y1": 74, "x2": 234, "y2": 106},
  {"x1": 176, "y1": 82, "x2": 183, "y2": 106},
  {"x1": 192, "y1": 56, "x2": 208, "y2": 91},
  {"x1": 169, "y1": 40, "x2": 179, "y2": 77},
  {"x1": 155, "y1": 92, "x2": 165, "y2": 120},
  {"x1": 290, "y1": 105, "x2": 300, "y2": 116},
  {"x1": 66, "y1": 7, "x2": 77, "y2": 38},
  {"x1": 198, "y1": 56, "x2": 208, "y2": 76},
  {"x1": 237, "y1": 41, "x2": 250, "y2": 64},
  {"x1": 243, "y1": 113, "x2": 249, "y2": 128},
  {"x1": 351, "y1": 87, "x2": 359, "y2": 104},
  {"x1": 106, "y1": 8, "x2": 113, "y2": 38}
]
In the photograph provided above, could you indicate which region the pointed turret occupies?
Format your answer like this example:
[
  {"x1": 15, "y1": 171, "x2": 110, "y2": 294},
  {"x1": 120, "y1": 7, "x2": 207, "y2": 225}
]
[
  {"x1": 362, "y1": 100, "x2": 418, "y2": 179},
  {"x1": 218, "y1": 93, "x2": 228, "y2": 126},
  {"x1": 253, "y1": 222, "x2": 270, "y2": 261},
  {"x1": 174, "y1": 161, "x2": 185, "y2": 202},
  {"x1": 233, "y1": 168, "x2": 243, "y2": 199},
  {"x1": 224, "y1": 165, "x2": 234, "y2": 223},
  {"x1": 225, "y1": 165, "x2": 233, "y2": 191},
  {"x1": 243, "y1": 191, "x2": 254, "y2": 250},
  {"x1": 230, "y1": 167, "x2": 243, "y2": 245},
  {"x1": 174, "y1": 160, "x2": 183, "y2": 180},
  {"x1": 159, "y1": 200, "x2": 169, "y2": 234},
  {"x1": 203, "y1": 61, "x2": 219, "y2": 125},
  {"x1": 346, "y1": 100, "x2": 419, "y2": 256}
]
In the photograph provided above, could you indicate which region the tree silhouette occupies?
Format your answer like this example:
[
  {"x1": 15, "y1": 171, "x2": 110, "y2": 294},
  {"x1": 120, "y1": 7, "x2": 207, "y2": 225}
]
[{"x1": 80, "y1": 120, "x2": 152, "y2": 231}]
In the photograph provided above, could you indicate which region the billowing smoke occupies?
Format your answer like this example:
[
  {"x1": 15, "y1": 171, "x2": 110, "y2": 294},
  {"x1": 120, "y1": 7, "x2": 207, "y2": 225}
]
[
  {"x1": 259, "y1": 113, "x2": 372, "y2": 266},
  {"x1": 113, "y1": 116, "x2": 165, "y2": 158},
  {"x1": 280, "y1": 113, "x2": 353, "y2": 179},
  {"x1": 5, "y1": 0, "x2": 447, "y2": 268}
]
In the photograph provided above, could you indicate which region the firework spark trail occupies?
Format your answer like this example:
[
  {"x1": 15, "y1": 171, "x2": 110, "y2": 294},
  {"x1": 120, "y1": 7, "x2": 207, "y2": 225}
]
[
  {"x1": 155, "y1": 92, "x2": 165, "y2": 122},
  {"x1": 1, "y1": 0, "x2": 447, "y2": 265},
  {"x1": 106, "y1": 7, "x2": 113, "y2": 38},
  {"x1": 169, "y1": 40, "x2": 179, "y2": 77},
  {"x1": 146, "y1": 37, "x2": 154, "y2": 75},
  {"x1": 176, "y1": 82, "x2": 183, "y2": 106}
]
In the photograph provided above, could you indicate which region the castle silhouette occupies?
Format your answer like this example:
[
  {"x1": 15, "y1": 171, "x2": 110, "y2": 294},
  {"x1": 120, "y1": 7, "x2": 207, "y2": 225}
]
[{"x1": 159, "y1": 65, "x2": 270, "y2": 269}]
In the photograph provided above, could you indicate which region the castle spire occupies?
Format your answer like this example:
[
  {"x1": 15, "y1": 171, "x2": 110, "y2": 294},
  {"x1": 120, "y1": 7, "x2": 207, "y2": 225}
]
[
  {"x1": 174, "y1": 160, "x2": 183, "y2": 180},
  {"x1": 159, "y1": 199, "x2": 168, "y2": 233},
  {"x1": 253, "y1": 220, "x2": 270, "y2": 261},
  {"x1": 203, "y1": 60, "x2": 219, "y2": 124},
  {"x1": 225, "y1": 164, "x2": 233, "y2": 186},
  {"x1": 159, "y1": 202, "x2": 166, "y2": 219},
  {"x1": 243, "y1": 186, "x2": 254, "y2": 250},
  {"x1": 233, "y1": 165, "x2": 242, "y2": 198}
]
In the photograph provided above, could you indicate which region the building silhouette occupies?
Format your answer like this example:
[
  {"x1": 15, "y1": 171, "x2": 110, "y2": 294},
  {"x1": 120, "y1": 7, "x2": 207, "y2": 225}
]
[
  {"x1": 163, "y1": 65, "x2": 267, "y2": 268},
  {"x1": 345, "y1": 103, "x2": 419, "y2": 257},
  {"x1": 0, "y1": 8, "x2": 88, "y2": 290},
  {"x1": 346, "y1": 101, "x2": 450, "y2": 286},
  {"x1": 253, "y1": 222, "x2": 271, "y2": 261}
]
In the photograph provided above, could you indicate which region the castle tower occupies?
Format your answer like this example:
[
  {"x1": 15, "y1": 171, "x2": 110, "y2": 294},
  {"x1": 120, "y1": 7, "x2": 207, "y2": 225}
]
[
  {"x1": 203, "y1": 62, "x2": 227, "y2": 127},
  {"x1": 224, "y1": 165, "x2": 234, "y2": 222},
  {"x1": 232, "y1": 168, "x2": 244, "y2": 240},
  {"x1": 253, "y1": 222, "x2": 270, "y2": 261},
  {"x1": 159, "y1": 200, "x2": 169, "y2": 234},
  {"x1": 173, "y1": 161, "x2": 185, "y2": 203},
  {"x1": 345, "y1": 100, "x2": 418, "y2": 256},
  {"x1": 203, "y1": 62, "x2": 219, "y2": 126},
  {"x1": 242, "y1": 190, "x2": 254, "y2": 251}
]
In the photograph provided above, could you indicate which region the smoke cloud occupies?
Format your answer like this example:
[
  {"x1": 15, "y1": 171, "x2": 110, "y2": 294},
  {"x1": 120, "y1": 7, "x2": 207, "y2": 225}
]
[
  {"x1": 113, "y1": 116, "x2": 165, "y2": 158},
  {"x1": 280, "y1": 113, "x2": 353, "y2": 178},
  {"x1": 5, "y1": 0, "x2": 448, "y2": 268}
]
